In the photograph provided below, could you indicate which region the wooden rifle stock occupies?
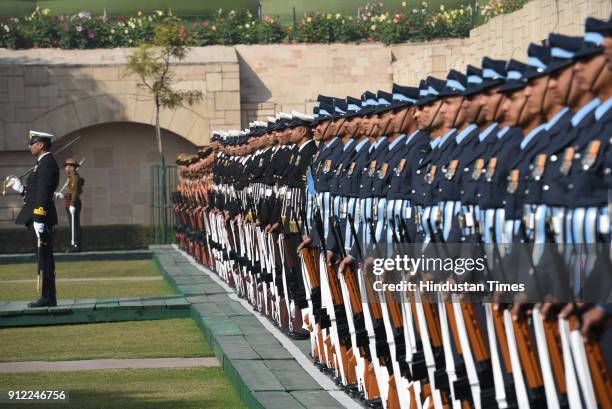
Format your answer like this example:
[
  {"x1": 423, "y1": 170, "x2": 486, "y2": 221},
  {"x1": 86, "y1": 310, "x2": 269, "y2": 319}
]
[
  {"x1": 421, "y1": 297, "x2": 443, "y2": 349},
  {"x1": 363, "y1": 271, "x2": 383, "y2": 320},
  {"x1": 460, "y1": 303, "x2": 491, "y2": 363},
  {"x1": 326, "y1": 260, "x2": 344, "y2": 306},
  {"x1": 542, "y1": 313, "x2": 567, "y2": 394},
  {"x1": 330, "y1": 216, "x2": 363, "y2": 315},
  {"x1": 384, "y1": 288, "x2": 403, "y2": 330},
  {"x1": 444, "y1": 303, "x2": 463, "y2": 355},
  {"x1": 512, "y1": 317, "x2": 544, "y2": 390},
  {"x1": 492, "y1": 304, "x2": 513, "y2": 374},
  {"x1": 343, "y1": 265, "x2": 364, "y2": 314},
  {"x1": 569, "y1": 315, "x2": 612, "y2": 409},
  {"x1": 387, "y1": 375, "x2": 401, "y2": 409},
  {"x1": 301, "y1": 247, "x2": 320, "y2": 288},
  {"x1": 313, "y1": 209, "x2": 343, "y2": 305}
]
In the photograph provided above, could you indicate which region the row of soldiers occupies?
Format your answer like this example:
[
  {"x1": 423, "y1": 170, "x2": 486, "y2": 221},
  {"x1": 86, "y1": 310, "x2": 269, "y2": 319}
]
[{"x1": 174, "y1": 16, "x2": 612, "y2": 409}]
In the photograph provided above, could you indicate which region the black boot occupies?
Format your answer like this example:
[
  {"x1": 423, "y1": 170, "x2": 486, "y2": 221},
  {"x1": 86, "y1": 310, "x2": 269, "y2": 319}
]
[
  {"x1": 47, "y1": 271, "x2": 57, "y2": 306},
  {"x1": 28, "y1": 271, "x2": 56, "y2": 308},
  {"x1": 290, "y1": 328, "x2": 310, "y2": 340}
]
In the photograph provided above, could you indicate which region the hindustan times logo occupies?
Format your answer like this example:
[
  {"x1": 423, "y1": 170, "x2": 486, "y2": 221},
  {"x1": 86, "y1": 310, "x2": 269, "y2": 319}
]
[{"x1": 372, "y1": 255, "x2": 486, "y2": 276}]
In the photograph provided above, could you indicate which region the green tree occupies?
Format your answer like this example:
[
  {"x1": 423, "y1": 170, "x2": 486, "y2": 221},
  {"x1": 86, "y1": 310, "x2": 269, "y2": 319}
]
[
  {"x1": 124, "y1": 16, "x2": 203, "y2": 160},
  {"x1": 124, "y1": 17, "x2": 203, "y2": 243}
]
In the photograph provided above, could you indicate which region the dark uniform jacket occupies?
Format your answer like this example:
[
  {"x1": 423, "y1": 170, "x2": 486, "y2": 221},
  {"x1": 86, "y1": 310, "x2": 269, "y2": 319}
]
[{"x1": 15, "y1": 152, "x2": 60, "y2": 227}]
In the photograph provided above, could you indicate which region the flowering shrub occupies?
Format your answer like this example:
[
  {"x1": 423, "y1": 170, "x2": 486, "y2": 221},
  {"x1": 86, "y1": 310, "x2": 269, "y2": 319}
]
[
  {"x1": 0, "y1": 2, "x2": 526, "y2": 49},
  {"x1": 480, "y1": 0, "x2": 529, "y2": 20}
]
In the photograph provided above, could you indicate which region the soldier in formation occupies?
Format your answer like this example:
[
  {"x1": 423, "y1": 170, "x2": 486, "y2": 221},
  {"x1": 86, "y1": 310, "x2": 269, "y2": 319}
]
[{"x1": 174, "y1": 16, "x2": 612, "y2": 409}]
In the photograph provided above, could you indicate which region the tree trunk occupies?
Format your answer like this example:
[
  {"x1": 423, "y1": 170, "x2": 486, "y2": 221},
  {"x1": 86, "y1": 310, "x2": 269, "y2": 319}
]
[
  {"x1": 155, "y1": 101, "x2": 163, "y2": 158},
  {"x1": 155, "y1": 100, "x2": 168, "y2": 243}
]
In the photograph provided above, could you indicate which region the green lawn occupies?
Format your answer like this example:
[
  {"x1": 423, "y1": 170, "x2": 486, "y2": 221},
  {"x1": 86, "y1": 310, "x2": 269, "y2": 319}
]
[
  {"x1": 0, "y1": 367, "x2": 246, "y2": 409},
  {"x1": 263, "y1": 0, "x2": 472, "y2": 22},
  {"x1": 1, "y1": 0, "x2": 481, "y2": 20},
  {"x1": 0, "y1": 319, "x2": 213, "y2": 362},
  {"x1": 0, "y1": 0, "x2": 257, "y2": 18},
  {"x1": 0, "y1": 280, "x2": 174, "y2": 301},
  {"x1": 0, "y1": 260, "x2": 161, "y2": 280},
  {"x1": 0, "y1": 259, "x2": 174, "y2": 301}
]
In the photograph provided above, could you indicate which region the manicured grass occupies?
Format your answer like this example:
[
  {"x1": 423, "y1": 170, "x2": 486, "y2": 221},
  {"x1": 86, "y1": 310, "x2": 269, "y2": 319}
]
[
  {"x1": 0, "y1": 260, "x2": 161, "y2": 281},
  {"x1": 1, "y1": 0, "x2": 481, "y2": 21},
  {"x1": 0, "y1": 280, "x2": 174, "y2": 301},
  {"x1": 263, "y1": 0, "x2": 472, "y2": 22},
  {"x1": 0, "y1": 367, "x2": 246, "y2": 409},
  {"x1": 0, "y1": 0, "x2": 257, "y2": 18},
  {"x1": 0, "y1": 258, "x2": 172, "y2": 301},
  {"x1": 0, "y1": 319, "x2": 213, "y2": 362}
]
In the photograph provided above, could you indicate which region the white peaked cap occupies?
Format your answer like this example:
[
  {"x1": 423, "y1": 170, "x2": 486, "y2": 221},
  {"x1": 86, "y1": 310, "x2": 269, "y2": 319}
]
[
  {"x1": 291, "y1": 111, "x2": 314, "y2": 121},
  {"x1": 29, "y1": 130, "x2": 55, "y2": 138}
]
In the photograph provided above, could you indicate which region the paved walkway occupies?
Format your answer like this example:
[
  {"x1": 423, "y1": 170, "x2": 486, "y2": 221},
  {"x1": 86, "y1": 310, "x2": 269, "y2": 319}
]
[
  {"x1": 0, "y1": 357, "x2": 220, "y2": 373},
  {"x1": 156, "y1": 245, "x2": 363, "y2": 409},
  {"x1": 2, "y1": 276, "x2": 163, "y2": 283}
]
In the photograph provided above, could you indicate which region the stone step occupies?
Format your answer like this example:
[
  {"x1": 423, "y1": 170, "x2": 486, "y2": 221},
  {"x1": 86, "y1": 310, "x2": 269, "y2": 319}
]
[{"x1": 0, "y1": 295, "x2": 190, "y2": 327}]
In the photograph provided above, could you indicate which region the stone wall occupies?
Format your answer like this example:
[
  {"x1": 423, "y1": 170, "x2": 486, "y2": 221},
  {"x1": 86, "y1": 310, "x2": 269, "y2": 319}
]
[
  {"x1": 0, "y1": 0, "x2": 609, "y2": 227},
  {"x1": 0, "y1": 123, "x2": 194, "y2": 227},
  {"x1": 238, "y1": 0, "x2": 610, "y2": 122},
  {"x1": 466, "y1": 0, "x2": 611, "y2": 64},
  {"x1": 0, "y1": 46, "x2": 241, "y2": 151},
  {"x1": 236, "y1": 43, "x2": 394, "y2": 123}
]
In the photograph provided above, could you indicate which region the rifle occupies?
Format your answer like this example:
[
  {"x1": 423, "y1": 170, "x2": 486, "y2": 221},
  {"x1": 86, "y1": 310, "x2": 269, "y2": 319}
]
[
  {"x1": 332, "y1": 215, "x2": 363, "y2": 315},
  {"x1": 329, "y1": 214, "x2": 364, "y2": 391},
  {"x1": 57, "y1": 158, "x2": 86, "y2": 194},
  {"x1": 382, "y1": 216, "x2": 415, "y2": 409},
  {"x1": 569, "y1": 311, "x2": 612, "y2": 409},
  {"x1": 313, "y1": 206, "x2": 349, "y2": 385},
  {"x1": 293, "y1": 208, "x2": 326, "y2": 366},
  {"x1": 314, "y1": 208, "x2": 343, "y2": 305},
  {"x1": 277, "y1": 231, "x2": 293, "y2": 331},
  {"x1": 299, "y1": 208, "x2": 320, "y2": 288}
]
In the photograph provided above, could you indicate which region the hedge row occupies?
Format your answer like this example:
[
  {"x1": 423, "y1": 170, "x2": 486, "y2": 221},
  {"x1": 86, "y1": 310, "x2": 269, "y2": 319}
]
[
  {"x1": 0, "y1": 224, "x2": 155, "y2": 254},
  {"x1": 0, "y1": 1, "x2": 527, "y2": 49}
]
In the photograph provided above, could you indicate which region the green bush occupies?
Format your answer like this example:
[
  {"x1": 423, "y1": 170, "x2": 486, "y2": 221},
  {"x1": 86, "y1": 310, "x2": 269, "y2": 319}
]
[
  {"x1": 0, "y1": 224, "x2": 154, "y2": 254},
  {"x1": 0, "y1": 1, "x2": 527, "y2": 49}
]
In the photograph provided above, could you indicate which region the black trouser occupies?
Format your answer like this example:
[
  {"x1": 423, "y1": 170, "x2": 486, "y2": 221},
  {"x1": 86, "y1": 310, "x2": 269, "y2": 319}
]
[
  {"x1": 28, "y1": 223, "x2": 56, "y2": 299},
  {"x1": 286, "y1": 232, "x2": 308, "y2": 309},
  {"x1": 66, "y1": 200, "x2": 82, "y2": 248}
]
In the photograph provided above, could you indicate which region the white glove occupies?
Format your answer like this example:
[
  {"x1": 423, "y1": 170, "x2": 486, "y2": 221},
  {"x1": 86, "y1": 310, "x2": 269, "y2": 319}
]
[
  {"x1": 33, "y1": 221, "x2": 45, "y2": 236},
  {"x1": 69, "y1": 206, "x2": 76, "y2": 215},
  {"x1": 54, "y1": 192, "x2": 64, "y2": 199},
  {"x1": 7, "y1": 177, "x2": 24, "y2": 194}
]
